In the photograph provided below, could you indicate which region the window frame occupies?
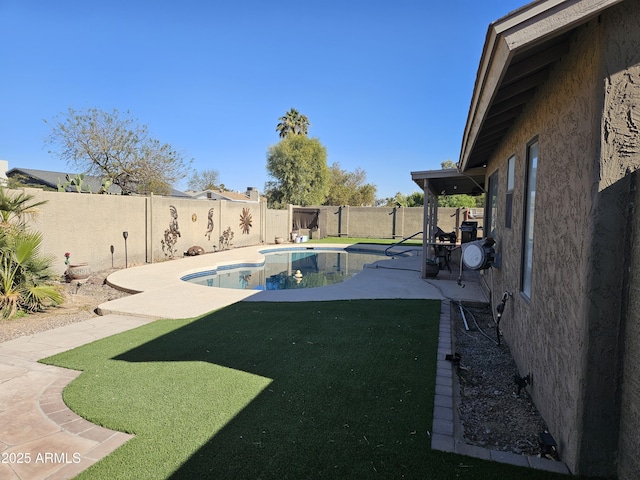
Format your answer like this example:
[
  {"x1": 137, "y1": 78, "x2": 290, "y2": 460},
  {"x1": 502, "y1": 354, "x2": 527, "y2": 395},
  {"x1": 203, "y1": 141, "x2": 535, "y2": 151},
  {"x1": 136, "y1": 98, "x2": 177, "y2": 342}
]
[
  {"x1": 505, "y1": 155, "x2": 515, "y2": 229},
  {"x1": 521, "y1": 139, "x2": 538, "y2": 300},
  {"x1": 486, "y1": 170, "x2": 499, "y2": 239}
]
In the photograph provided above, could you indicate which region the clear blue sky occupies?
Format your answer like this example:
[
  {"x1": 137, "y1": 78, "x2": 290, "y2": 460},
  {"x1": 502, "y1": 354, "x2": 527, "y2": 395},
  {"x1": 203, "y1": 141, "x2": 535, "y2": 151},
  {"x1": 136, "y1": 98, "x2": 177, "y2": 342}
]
[{"x1": 1, "y1": 0, "x2": 525, "y2": 199}]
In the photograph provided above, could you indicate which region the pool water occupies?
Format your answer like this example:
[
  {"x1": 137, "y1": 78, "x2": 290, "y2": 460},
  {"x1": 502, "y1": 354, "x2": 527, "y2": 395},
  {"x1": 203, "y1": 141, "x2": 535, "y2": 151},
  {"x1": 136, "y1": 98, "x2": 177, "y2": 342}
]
[{"x1": 183, "y1": 249, "x2": 391, "y2": 290}]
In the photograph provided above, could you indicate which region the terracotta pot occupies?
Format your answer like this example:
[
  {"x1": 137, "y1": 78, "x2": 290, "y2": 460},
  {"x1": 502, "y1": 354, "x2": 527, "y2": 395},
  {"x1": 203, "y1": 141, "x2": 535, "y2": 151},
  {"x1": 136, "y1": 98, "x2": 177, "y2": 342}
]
[{"x1": 67, "y1": 263, "x2": 91, "y2": 281}]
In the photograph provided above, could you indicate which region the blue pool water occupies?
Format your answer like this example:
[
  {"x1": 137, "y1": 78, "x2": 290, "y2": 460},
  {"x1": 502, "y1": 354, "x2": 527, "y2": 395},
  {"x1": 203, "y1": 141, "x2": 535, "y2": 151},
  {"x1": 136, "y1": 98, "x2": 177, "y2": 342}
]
[{"x1": 182, "y1": 248, "x2": 392, "y2": 290}]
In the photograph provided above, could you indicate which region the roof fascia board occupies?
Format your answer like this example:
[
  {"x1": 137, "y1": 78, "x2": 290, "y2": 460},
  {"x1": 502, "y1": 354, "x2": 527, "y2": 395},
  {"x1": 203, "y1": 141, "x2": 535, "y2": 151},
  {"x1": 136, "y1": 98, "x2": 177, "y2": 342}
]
[{"x1": 459, "y1": 0, "x2": 623, "y2": 172}]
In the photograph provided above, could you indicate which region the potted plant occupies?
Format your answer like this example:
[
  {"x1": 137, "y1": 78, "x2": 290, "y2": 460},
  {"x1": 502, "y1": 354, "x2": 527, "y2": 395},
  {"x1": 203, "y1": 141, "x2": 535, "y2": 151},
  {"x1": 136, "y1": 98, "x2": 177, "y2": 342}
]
[{"x1": 64, "y1": 252, "x2": 91, "y2": 281}]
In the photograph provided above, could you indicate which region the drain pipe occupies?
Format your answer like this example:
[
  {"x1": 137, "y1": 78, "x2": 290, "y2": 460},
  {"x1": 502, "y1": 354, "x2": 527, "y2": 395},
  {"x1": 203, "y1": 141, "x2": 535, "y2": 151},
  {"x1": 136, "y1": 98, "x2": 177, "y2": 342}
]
[{"x1": 495, "y1": 291, "x2": 512, "y2": 345}]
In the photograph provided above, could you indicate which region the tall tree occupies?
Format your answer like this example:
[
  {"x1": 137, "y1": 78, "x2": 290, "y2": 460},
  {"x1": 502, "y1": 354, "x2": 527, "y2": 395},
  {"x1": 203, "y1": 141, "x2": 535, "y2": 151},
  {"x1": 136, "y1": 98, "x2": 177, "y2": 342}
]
[
  {"x1": 265, "y1": 135, "x2": 329, "y2": 208},
  {"x1": 276, "y1": 108, "x2": 311, "y2": 138},
  {"x1": 45, "y1": 107, "x2": 192, "y2": 195},
  {"x1": 324, "y1": 163, "x2": 377, "y2": 206},
  {"x1": 441, "y1": 159, "x2": 457, "y2": 169},
  {"x1": 187, "y1": 169, "x2": 221, "y2": 191}
]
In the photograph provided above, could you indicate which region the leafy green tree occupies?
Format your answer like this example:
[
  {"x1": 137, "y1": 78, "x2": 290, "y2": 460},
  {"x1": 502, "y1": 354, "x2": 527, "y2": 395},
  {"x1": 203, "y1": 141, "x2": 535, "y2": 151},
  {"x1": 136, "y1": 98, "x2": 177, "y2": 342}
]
[
  {"x1": 187, "y1": 169, "x2": 221, "y2": 191},
  {"x1": 441, "y1": 159, "x2": 457, "y2": 169},
  {"x1": 438, "y1": 160, "x2": 485, "y2": 207},
  {"x1": 265, "y1": 135, "x2": 329, "y2": 208},
  {"x1": 324, "y1": 163, "x2": 377, "y2": 206},
  {"x1": 438, "y1": 194, "x2": 477, "y2": 208},
  {"x1": 405, "y1": 191, "x2": 424, "y2": 207},
  {"x1": 378, "y1": 191, "x2": 422, "y2": 207},
  {"x1": 0, "y1": 187, "x2": 62, "y2": 319},
  {"x1": 45, "y1": 107, "x2": 192, "y2": 195},
  {"x1": 276, "y1": 108, "x2": 311, "y2": 139}
]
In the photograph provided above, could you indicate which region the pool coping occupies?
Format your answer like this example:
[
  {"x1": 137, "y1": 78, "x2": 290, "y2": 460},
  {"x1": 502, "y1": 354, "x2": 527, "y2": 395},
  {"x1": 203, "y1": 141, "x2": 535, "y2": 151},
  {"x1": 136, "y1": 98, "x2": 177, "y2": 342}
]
[{"x1": 179, "y1": 244, "x2": 406, "y2": 283}]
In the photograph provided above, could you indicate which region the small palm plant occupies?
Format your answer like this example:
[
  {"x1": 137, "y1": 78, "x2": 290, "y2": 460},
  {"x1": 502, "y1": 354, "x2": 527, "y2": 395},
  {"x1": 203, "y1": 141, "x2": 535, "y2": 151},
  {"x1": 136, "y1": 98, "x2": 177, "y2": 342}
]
[
  {"x1": 0, "y1": 187, "x2": 47, "y2": 229},
  {"x1": 0, "y1": 187, "x2": 63, "y2": 319}
]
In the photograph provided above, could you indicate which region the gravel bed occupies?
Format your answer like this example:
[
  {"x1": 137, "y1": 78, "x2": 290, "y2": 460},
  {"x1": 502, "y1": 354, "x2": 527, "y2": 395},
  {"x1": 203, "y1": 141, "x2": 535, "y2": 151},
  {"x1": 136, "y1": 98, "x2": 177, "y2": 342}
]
[
  {"x1": 451, "y1": 301, "x2": 552, "y2": 457},
  {"x1": 0, "y1": 269, "x2": 130, "y2": 344}
]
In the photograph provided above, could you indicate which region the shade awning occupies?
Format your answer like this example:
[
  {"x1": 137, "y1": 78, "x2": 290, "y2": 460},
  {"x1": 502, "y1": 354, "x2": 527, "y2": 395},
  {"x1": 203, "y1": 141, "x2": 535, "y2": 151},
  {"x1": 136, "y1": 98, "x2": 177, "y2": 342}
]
[{"x1": 411, "y1": 167, "x2": 486, "y2": 197}]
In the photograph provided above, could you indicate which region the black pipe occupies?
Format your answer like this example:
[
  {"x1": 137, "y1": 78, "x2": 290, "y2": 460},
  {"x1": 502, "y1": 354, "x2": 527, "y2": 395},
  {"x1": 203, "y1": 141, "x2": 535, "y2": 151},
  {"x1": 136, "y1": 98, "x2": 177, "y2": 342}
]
[{"x1": 495, "y1": 291, "x2": 510, "y2": 345}]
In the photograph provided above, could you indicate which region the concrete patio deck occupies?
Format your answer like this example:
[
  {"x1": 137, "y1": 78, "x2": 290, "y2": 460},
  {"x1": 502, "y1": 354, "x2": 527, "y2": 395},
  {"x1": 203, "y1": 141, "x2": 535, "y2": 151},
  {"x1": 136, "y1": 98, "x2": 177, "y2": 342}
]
[
  {"x1": 97, "y1": 243, "x2": 489, "y2": 318},
  {"x1": 0, "y1": 244, "x2": 567, "y2": 479}
]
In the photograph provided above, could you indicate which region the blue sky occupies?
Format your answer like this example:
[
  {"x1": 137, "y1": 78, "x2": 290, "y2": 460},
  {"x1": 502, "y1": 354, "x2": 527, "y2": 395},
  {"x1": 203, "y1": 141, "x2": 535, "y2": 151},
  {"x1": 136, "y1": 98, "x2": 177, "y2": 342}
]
[{"x1": 1, "y1": 0, "x2": 525, "y2": 199}]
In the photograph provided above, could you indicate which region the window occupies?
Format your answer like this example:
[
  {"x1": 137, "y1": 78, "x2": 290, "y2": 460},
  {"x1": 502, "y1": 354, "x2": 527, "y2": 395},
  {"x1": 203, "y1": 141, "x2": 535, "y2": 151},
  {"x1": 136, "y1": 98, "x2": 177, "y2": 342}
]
[
  {"x1": 505, "y1": 156, "x2": 515, "y2": 228},
  {"x1": 521, "y1": 140, "x2": 538, "y2": 299},
  {"x1": 486, "y1": 170, "x2": 499, "y2": 238}
]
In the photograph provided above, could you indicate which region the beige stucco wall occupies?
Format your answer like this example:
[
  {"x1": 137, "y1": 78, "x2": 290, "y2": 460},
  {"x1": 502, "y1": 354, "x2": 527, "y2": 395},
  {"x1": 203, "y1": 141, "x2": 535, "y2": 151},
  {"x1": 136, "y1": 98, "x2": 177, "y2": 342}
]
[
  {"x1": 17, "y1": 188, "x2": 463, "y2": 277},
  {"x1": 603, "y1": 3, "x2": 640, "y2": 480},
  {"x1": 477, "y1": 4, "x2": 640, "y2": 475},
  {"x1": 18, "y1": 188, "x2": 268, "y2": 276},
  {"x1": 323, "y1": 206, "x2": 477, "y2": 240},
  {"x1": 621, "y1": 169, "x2": 640, "y2": 480}
]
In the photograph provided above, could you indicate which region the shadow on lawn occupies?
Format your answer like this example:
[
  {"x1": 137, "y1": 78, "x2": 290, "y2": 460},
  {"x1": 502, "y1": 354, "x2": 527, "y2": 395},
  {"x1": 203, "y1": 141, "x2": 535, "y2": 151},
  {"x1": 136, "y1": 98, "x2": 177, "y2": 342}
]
[{"x1": 114, "y1": 300, "x2": 439, "y2": 479}]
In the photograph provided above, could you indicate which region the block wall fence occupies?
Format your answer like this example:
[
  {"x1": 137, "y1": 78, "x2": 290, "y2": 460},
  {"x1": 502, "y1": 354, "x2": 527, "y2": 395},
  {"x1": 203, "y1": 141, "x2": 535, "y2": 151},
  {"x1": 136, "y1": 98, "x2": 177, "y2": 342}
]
[{"x1": 14, "y1": 187, "x2": 481, "y2": 276}]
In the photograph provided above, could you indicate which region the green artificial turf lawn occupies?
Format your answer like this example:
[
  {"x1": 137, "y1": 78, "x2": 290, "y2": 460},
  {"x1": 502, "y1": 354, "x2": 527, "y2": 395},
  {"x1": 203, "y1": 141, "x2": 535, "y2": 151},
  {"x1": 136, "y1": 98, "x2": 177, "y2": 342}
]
[{"x1": 41, "y1": 300, "x2": 570, "y2": 480}]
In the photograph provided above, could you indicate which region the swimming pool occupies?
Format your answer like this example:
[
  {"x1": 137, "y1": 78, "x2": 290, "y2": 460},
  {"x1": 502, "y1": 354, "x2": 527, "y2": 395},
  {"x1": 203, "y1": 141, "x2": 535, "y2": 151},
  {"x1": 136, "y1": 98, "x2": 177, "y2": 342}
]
[{"x1": 182, "y1": 247, "x2": 393, "y2": 290}]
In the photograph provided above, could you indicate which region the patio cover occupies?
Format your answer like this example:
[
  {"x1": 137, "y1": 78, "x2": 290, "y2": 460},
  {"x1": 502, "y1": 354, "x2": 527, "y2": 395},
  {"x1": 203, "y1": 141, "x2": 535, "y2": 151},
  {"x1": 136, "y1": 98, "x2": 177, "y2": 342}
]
[
  {"x1": 410, "y1": 167, "x2": 486, "y2": 278},
  {"x1": 411, "y1": 167, "x2": 486, "y2": 196}
]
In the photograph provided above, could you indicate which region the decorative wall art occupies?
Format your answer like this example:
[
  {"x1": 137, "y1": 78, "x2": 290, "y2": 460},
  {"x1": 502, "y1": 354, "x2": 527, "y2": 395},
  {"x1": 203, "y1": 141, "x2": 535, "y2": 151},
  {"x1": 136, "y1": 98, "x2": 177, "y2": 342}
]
[
  {"x1": 219, "y1": 226, "x2": 234, "y2": 251},
  {"x1": 205, "y1": 208, "x2": 214, "y2": 241},
  {"x1": 161, "y1": 205, "x2": 181, "y2": 258},
  {"x1": 239, "y1": 207, "x2": 252, "y2": 234}
]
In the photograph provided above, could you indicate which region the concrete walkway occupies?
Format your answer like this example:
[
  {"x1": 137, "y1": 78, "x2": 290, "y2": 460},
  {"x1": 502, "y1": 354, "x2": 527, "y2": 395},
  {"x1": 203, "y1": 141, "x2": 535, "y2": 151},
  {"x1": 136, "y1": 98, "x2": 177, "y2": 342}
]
[
  {"x1": 0, "y1": 244, "x2": 567, "y2": 479},
  {"x1": 0, "y1": 315, "x2": 157, "y2": 480}
]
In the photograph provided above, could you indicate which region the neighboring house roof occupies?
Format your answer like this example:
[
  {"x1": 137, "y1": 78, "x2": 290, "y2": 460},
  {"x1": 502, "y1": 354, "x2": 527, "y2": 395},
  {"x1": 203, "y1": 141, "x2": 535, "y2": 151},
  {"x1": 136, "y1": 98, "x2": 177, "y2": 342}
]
[
  {"x1": 6, "y1": 168, "x2": 189, "y2": 197},
  {"x1": 187, "y1": 188, "x2": 260, "y2": 202},
  {"x1": 7, "y1": 168, "x2": 121, "y2": 194},
  {"x1": 459, "y1": 0, "x2": 623, "y2": 171}
]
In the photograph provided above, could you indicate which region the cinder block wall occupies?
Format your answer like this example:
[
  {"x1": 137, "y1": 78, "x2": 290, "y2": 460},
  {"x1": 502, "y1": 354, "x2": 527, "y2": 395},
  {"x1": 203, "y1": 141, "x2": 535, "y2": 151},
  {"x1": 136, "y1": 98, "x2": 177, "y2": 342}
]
[
  {"x1": 17, "y1": 186, "x2": 482, "y2": 277},
  {"x1": 322, "y1": 206, "x2": 480, "y2": 239},
  {"x1": 18, "y1": 188, "x2": 269, "y2": 275}
]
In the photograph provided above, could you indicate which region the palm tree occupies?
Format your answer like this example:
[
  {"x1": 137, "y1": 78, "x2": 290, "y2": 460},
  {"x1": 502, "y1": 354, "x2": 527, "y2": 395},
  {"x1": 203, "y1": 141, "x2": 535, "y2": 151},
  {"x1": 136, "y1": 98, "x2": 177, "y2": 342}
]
[
  {"x1": 0, "y1": 187, "x2": 62, "y2": 319},
  {"x1": 276, "y1": 108, "x2": 311, "y2": 138},
  {"x1": 0, "y1": 187, "x2": 47, "y2": 230},
  {"x1": 0, "y1": 229, "x2": 63, "y2": 319}
]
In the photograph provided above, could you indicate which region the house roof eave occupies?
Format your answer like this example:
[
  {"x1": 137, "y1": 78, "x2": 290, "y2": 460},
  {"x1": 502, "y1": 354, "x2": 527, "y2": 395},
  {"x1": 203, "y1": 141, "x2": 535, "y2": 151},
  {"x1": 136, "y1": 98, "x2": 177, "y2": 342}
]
[{"x1": 459, "y1": 0, "x2": 624, "y2": 172}]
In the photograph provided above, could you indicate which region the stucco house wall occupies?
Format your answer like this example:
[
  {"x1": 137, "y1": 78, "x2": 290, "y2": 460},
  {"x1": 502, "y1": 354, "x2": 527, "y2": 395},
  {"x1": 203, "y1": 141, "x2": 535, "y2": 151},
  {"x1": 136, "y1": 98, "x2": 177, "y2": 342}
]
[
  {"x1": 604, "y1": 3, "x2": 640, "y2": 479},
  {"x1": 482, "y1": 2, "x2": 640, "y2": 476},
  {"x1": 621, "y1": 168, "x2": 640, "y2": 480}
]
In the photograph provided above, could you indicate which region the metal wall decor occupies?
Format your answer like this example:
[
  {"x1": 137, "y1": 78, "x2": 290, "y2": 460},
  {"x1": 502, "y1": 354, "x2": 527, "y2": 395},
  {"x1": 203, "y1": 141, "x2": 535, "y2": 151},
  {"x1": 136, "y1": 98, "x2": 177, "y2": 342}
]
[
  {"x1": 205, "y1": 208, "x2": 214, "y2": 241},
  {"x1": 161, "y1": 205, "x2": 181, "y2": 258},
  {"x1": 219, "y1": 226, "x2": 234, "y2": 250},
  {"x1": 239, "y1": 207, "x2": 252, "y2": 234}
]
